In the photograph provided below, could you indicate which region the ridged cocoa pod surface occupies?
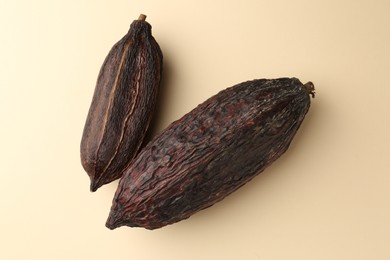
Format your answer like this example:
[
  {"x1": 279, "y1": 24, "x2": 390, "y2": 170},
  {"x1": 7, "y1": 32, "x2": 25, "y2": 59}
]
[
  {"x1": 80, "y1": 14, "x2": 163, "y2": 192},
  {"x1": 106, "y1": 78, "x2": 314, "y2": 229}
]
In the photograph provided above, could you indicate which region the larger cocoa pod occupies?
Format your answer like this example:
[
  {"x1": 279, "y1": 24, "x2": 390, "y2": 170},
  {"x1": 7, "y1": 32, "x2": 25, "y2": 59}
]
[
  {"x1": 80, "y1": 14, "x2": 163, "y2": 192},
  {"x1": 106, "y1": 78, "x2": 314, "y2": 229}
]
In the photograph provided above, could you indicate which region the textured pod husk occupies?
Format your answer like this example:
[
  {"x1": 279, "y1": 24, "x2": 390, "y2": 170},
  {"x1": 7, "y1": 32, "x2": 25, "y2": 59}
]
[
  {"x1": 80, "y1": 15, "x2": 163, "y2": 192},
  {"x1": 106, "y1": 78, "x2": 314, "y2": 230}
]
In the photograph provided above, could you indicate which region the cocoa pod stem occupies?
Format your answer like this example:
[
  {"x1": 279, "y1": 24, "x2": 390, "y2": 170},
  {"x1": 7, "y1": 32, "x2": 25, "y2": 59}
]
[{"x1": 138, "y1": 14, "x2": 147, "y2": 21}]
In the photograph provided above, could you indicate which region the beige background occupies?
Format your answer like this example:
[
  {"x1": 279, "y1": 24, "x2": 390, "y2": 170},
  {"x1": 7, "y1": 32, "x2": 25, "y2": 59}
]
[{"x1": 1, "y1": 0, "x2": 390, "y2": 259}]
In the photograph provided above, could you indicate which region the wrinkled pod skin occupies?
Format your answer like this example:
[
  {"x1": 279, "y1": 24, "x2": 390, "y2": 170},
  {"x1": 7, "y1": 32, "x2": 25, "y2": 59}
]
[
  {"x1": 80, "y1": 14, "x2": 163, "y2": 192},
  {"x1": 106, "y1": 78, "x2": 315, "y2": 230}
]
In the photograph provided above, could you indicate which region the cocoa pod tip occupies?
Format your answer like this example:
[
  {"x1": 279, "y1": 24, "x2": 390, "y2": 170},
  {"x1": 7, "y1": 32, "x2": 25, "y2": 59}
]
[
  {"x1": 90, "y1": 178, "x2": 100, "y2": 192},
  {"x1": 105, "y1": 208, "x2": 125, "y2": 230}
]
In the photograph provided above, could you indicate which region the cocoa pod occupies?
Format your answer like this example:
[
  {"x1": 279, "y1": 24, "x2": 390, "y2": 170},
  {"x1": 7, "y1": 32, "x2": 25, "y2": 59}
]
[
  {"x1": 106, "y1": 78, "x2": 314, "y2": 230},
  {"x1": 80, "y1": 14, "x2": 163, "y2": 192}
]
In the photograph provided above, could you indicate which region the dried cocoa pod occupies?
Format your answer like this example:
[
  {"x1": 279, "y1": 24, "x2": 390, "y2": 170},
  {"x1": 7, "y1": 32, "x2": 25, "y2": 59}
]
[
  {"x1": 106, "y1": 78, "x2": 314, "y2": 230},
  {"x1": 80, "y1": 14, "x2": 163, "y2": 192}
]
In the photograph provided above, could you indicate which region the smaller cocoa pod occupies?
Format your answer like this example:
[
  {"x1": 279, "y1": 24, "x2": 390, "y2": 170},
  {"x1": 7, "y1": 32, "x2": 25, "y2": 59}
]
[
  {"x1": 106, "y1": 78, "x2": 314, "y2": 230},
  {"x1": 80, "y1": 14, "x2": 163, "y2": 192}
]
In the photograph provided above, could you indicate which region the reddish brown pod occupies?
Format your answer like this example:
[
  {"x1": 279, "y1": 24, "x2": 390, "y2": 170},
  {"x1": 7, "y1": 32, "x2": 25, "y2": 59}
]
[
  {"x1": 106, "y1": 78, "x2": 315, "y2": 230},
  {"x1": 80, "y1": 14, "x2": 163, "y2": 192}
]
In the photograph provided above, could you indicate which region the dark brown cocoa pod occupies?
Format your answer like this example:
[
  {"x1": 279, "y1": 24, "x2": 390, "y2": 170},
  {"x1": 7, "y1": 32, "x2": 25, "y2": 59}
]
[
  {"x1": 80, "y1": 14, "x2": 163, "y2": 192},
  {"x1": 106, "y1": 78, "x2": 314, "y2": 230}
]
